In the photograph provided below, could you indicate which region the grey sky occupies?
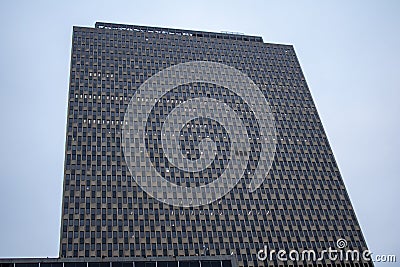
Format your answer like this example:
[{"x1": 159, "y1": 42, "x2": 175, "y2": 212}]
[{"x1": 0, "y1": 1, "x2": 398, "y2": 265}]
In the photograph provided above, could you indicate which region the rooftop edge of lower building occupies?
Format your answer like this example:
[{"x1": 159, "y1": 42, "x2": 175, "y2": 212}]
[{"x1": 0, "y1": 256, "x2": 235, "y2": 264}]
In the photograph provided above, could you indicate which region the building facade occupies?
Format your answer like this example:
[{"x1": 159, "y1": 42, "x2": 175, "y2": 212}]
[{"x1": 58, "y1": 22, "x2": 371, "y2": 266}]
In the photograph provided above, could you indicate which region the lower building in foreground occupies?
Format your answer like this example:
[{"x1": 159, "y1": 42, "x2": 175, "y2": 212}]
[
  {"x1": 0, "y1": 257, "x2": 234, "y2": 267},
  {"x1": 1, "y1": 22, "x2": 372, "y2": 267}
]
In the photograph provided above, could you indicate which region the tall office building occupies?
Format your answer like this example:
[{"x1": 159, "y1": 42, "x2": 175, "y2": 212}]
[{"x1": 56, "y1": 22, "x2": 371, "y2": 266}]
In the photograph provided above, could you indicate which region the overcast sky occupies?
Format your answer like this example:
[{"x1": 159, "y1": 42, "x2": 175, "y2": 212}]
[{"x1": 0, "y1": 1, "x2": 399, "y2": 265}]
